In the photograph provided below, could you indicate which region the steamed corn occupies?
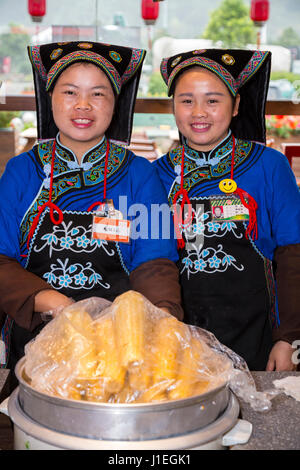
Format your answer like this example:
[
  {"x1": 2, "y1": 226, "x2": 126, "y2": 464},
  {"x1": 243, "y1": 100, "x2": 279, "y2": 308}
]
[
  {"x1": 94, "y1": 315, "x2": 126, "y2": 393},
  {"x1": 152, "y1": 316, "x2": 185, "y2": 385},
  {"x1": 52, "y1": 308, "x2": 98, "y2": 379},
  {"x1": 128, "y1": 362, "x2": 152, "y2": 391},
  {"x1": 25, "y1": 290, "x2": 227, "y2": 404},
  {"x1": 114, "y1": 291, "x2": 146, "y2": 367},
  {"x1": 168, "y1": 345, "x2": 196, "y2": 400},
  {"x1": 168, "y1": 338, "x2": 210, "y2": 400},
  {"x1": 139, "y1": 382, "x2": 168, "y2": 403}
]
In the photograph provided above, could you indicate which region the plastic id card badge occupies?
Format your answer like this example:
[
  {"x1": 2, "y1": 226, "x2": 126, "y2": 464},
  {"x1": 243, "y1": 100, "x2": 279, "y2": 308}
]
[
  {"x1": 210, "y1": 195, "x2": 249, "y2": 222},
  {"x1": 92, "y1": 199, "x2": 131, "y2": 243},
  {"x1": 92, "y1": 217, "x2": 131, "y2": 243}
]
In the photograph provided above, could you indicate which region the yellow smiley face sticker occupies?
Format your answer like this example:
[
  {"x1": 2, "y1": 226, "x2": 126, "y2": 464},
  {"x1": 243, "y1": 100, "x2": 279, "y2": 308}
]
[{"x1": 219, "y1": 178, "x2": 237, "y2": 194}]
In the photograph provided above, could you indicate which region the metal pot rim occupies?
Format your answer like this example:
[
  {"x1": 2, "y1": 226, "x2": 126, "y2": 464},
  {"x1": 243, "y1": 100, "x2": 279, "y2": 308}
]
[{"x1": 16, "y1": 357, "x2": 229, "y2": 412}]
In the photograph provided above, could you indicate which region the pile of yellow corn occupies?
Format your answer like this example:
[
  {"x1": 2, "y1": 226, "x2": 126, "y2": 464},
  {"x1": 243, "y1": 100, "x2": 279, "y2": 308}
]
[{"x1": 25, "y1": 291, "x2": 230, "y2": 403}]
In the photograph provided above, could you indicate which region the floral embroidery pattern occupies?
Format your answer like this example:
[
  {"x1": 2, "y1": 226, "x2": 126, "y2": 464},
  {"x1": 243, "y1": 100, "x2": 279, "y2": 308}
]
[
  {"x1": 33, "y1": 219, "x2": 115, "y2": 258},
  {"x1": 180, "y1": 204, "x2": 244, "y2": 278},
  {"x1": 30, "y1": 217, "x2": 115, "y2": 291},
  {"x1": 43, "y1": 258, "x2": 110, "y2": 291}
]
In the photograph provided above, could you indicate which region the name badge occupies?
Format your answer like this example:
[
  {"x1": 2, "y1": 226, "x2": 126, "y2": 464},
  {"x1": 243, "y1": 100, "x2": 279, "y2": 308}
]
[
  {"x1": 91, "y1": 200, "x2": 130, "y2": 243},
  {"x1": 210, "y1": 195, "x2": 249, "y2": 221},
  {"x1": 92, "y1": 217, "x2": 131, "y2": 243}
]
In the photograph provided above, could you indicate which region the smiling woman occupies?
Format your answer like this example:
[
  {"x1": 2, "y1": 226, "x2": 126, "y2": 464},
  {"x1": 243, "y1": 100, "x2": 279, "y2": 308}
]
[
  {"x1": 50, "y1": 62, "x2": 116, "y2": 161},
  {"x1": 154, "y1": 48, "x2": 300, "y2": 372},
  {"x1": 0, "y1": 41, "x2": 183, "y2": 384},
  {"x1": 173, "y1": 67, "x2": 240, "y2": 152}
]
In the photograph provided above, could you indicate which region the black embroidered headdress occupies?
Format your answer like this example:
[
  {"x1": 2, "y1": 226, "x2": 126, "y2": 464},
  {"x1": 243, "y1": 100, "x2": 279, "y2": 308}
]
[
  {"x1": 160, "y1": 49, "x2": 271, "y2": 143},
  {"x1": 28, "y1": 41, "x2": 146, "y2": 144}
]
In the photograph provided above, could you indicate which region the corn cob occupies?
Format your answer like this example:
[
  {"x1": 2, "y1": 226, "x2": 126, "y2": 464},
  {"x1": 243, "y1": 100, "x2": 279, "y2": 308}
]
[
  {"x1": 72, "y1": 336, "x2": 98, "y2": 379},
  {"x1": 53, "y1": 308, "x2": 98, "y2": 379},
  {"x1": 168, "y1": 344, "x2": 195, "y2": 400},
  {"x1": 168, "y1": 336, "x2": 210, "y2": 400},
  {"x1": 128, "y1": 364, "x2": 151, "y2": 391},
  {"x1": 110, "y1": 383, "x2": 140, "y2": 404},
  {"x1": 94, "y1": 314, "x2": 126, "y2": 393},
  {"x1": 44, "y1": 308, "x2": 93, "y2": 361},
  {"x1": 193, "y1": 379, "x2": 210, "y2": 396},
  {"x1": 82, "y1": 378, "x2": 110, "y2": 402},
  {"x1": 64, "y1": 307, "x2": 94, "y2": 338},
  {"x1": 151, "y1": 316, "x2": 185, "y2": 386},
  {"x1": 139, "y1": 382, "x2": 168, "y2": 403},
  {"x1": 114, "y1": 291, "x2": 146, "y2": 368},
  {"x1": 128, "y1": 347, "x2": 153, "y2": 391},
  {"x1": 66, "y1": 382, "x2": 83, "y2": 401},
  {"x1": 189, "y1": 337, "x2": 210, "y2": 395}
]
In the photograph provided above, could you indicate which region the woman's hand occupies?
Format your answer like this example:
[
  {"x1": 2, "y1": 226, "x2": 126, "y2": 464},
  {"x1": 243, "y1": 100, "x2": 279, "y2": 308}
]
[
  {"x1": 34, "y1": 289, "x2": 74, "y2": 317},
  {"x1": 266, "y1": 340, "x2": 297, "y2": 371}
]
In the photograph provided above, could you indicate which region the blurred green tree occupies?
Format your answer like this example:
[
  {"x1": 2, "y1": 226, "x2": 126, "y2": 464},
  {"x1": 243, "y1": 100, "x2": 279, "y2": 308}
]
[
  {"x1": 275, "y1": 27, "x2": 300, "y2": 47},
  {"x1": 201, "y1": 0, "x2": 256, "y2": 48},
  {"x1": 0, "y1": 25, "x2": 31, "y2": 74},
  {"x1": 147, "y1": 71, "x2": 167, "y2": 96}
]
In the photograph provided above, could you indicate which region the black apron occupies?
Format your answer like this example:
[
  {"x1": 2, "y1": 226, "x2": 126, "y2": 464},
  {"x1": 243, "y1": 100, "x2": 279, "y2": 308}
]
[
  {"x1": 8, "y1": 209, "x2": 130, "y2": 373},
  {"x1": 178, "y1": 198, "x2": 273, "y2": 370}
]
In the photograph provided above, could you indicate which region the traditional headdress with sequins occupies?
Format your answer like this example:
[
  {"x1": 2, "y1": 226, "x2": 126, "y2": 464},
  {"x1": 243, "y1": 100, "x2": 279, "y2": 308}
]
[
  {"x1": 160, "y1": 49, "x2": 271, "y2": 143},
  {"x1": 28, "y1": 41, "x2": 146, "y2": 144}
]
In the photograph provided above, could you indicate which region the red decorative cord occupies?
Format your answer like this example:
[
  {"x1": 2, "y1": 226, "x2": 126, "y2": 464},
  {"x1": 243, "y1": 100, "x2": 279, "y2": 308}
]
[
  {"x1": 235, "y1": 187, "x2": 258, "y2": 240},
  {"x1": 231, "y1": 135, "x2": 258, "y2": 240},
  {"x1": 172, "y1": 135, "x2": 259, "y2": 250},
  {"x1": 172, "y1": 146, "x2": 193, "y2": 249},
  {"x1": 230, "y1": 134, "x2": 235, "y2": 180},
  {"x1": 87, "y1": 140, "x2": 110, "y2": 212},
  {"x1": 23, "y1": 139, "x2": 110, "y2": 257},
  {"x1": 26, "y1": 141, "x2": 63, "y2": 251}
]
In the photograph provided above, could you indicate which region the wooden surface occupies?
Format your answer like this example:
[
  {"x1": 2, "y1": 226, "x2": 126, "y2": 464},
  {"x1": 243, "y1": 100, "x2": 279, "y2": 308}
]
[
  {"x1": 0, "y1": 414, "x2": 13, "y2": 450},
  {"x1": 1, "y1": 95, "x2": 300, "y2": 115},
  {"x1": 0, "y1": 129, "x2": 16, "y2": 175}
]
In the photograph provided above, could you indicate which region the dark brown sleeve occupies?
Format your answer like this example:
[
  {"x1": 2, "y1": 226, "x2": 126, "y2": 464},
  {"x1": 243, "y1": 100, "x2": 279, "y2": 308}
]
[
  {"x1": 129, "y1": 258, "x2": 184, "y2": 321},
  {"x1": 0, "y1": 254, "x2": 53, "y2": 331},
  {"x1": 272, "y1": 243, "x2": 300, "y2": 344}
]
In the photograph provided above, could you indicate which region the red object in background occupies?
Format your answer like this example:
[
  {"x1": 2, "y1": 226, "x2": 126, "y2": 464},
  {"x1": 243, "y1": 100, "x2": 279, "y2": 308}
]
[
  {"x1": 141, "y1": 0, "x2": 160, "y2": 25},
  {"x1": 2, "y1": 57, "x2": 11, "y2": 74},
  {"x1": 250, "y1": 0, "x2": 269, "y2": 26},
  {"x1": 28, "y1": 0, "x2": 46, "y2": 22},
  {"x1": 281, "y1": 143, "x2": 300, "y2": 168}
]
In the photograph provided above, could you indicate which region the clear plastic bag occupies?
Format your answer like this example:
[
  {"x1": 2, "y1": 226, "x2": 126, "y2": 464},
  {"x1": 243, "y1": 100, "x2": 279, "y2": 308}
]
[
  {"x1": 192, "y1": 328, "x2": 279, "y2": 412},
  {"x1": 24, "y1": 291, "x2": 275, "y2": 411}
]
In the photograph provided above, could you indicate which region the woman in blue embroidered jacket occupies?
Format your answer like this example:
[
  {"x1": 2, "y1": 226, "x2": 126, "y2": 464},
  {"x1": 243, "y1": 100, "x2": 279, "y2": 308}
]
[
  {"x1": 0, "y1": 42, "x2": 182, "y2": 374},
  {"x1": 153, "y1": 49, "x2": 300, "y2": 371}
]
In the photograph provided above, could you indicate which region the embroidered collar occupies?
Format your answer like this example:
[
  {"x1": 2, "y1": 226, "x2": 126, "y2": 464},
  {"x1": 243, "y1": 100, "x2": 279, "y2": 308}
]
[
  {"x1": 172, "y1": 131, "x2": 233, "y2": 184},
  {"x1": 183, "y1": 130, "x2": 232, "y2": 167},
  {"x1": 168, "y1": 132, "x2": 253, "y2": 200},
  {"x1": 55, "y1": 134, "x2": 107, "y2": 169}
]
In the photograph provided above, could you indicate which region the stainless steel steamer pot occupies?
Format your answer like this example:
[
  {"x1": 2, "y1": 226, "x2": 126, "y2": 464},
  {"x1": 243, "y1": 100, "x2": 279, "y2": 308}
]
[
  {"x1": 7, "y1": 388, "x2": 239, "y2": 450},
  {"x1": 4, "y1": 358, "x2": 240, "y2": 449}
]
